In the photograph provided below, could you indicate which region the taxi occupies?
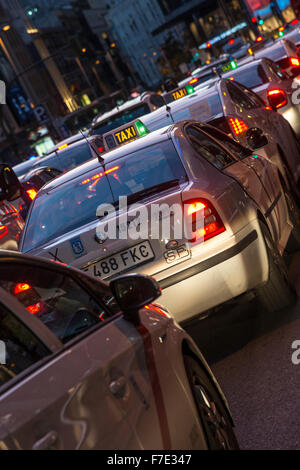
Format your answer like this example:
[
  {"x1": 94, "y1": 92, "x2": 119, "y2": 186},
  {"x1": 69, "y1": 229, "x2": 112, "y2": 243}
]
[
  {"x1": 90, "y1": 92, "x2": 166, "y2": 137},
  {"x1": 0, "y1": 250, "x2": 238, "y2": 449},
  {"x1": 20, "y1": 119, "x2": 299, "y2": 323}
]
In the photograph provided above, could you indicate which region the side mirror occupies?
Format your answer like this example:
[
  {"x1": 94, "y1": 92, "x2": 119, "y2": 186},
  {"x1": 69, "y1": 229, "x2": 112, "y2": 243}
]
[
  {"x1": 110, "y1": 274, "x2": 162, "y2": 324},
  {"x1": 246, "y1": 128, "x2": 268, "y2": 150},
  {"x1": 0, "y1": 164, "x2": 22, "y2": 202}
]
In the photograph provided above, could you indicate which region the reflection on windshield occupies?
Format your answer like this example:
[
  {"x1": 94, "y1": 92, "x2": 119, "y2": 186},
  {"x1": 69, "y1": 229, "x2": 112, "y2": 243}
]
[{"x1": 23, "y1": 141, "x2": 187, "y2": 252}]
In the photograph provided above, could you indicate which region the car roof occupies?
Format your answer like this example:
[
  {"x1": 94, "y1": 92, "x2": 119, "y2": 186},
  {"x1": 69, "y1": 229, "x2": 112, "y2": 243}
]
[
  {"x1": 46, "y1": 132, "x2": 87, "y2": 154},
  {"x1": 36, "y1": 125, "x2": 173, "y2": 194}
]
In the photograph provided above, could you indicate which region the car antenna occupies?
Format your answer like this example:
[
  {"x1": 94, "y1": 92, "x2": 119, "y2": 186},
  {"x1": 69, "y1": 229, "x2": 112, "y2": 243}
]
[{"x1": 79, "y1": 130, "x2": 105, "y2": 163}]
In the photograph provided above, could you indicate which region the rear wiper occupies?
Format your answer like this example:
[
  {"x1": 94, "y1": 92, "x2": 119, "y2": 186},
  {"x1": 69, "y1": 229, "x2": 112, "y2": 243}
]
[{"x1": 127, "y1": 179, "x2": 183, "y2": 205}]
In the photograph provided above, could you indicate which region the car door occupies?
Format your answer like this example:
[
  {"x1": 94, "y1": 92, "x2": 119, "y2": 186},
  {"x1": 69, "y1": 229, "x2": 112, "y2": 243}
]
[
  {"x1": 0, "y1": 261, "x2": 164, "y2": 450},
  {"x1": 190, "y1": 124, "x2": 284, "y2": 241}
]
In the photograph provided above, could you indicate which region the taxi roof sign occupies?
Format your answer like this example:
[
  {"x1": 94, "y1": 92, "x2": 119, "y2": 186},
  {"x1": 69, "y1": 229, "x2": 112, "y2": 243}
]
[
  {"x1": 103, "y1": 120, "x2": 150, "y2": 152},
  {"x1": 219, "y1": 60, "x2": 237, "y2": 73},
  {"x1": 164, "y1": 84, "x2": 195, "y2": 104}
]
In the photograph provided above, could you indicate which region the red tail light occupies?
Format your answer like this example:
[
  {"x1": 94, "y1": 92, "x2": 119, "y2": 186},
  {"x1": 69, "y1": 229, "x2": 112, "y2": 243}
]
[
  {"x1": 228, "y1": 118, "x2": 249, "y2": 136},
  {"x1": 290, "y1": 57, "x2": 300, "y2": 66},
  {"x1": 291, "y1": 19, "x2": 299, "y2": 25},
  {"x1": 14, "y1": 283, "x2": 31, "y2": 295},
  {"x1": 26, "y1": 189, "x2": 38, "y2": 200},
  {"x1": 0, "y1": 225, "x2": 8, "y2": 239},
  {"x1": 185, "y1": 199, "x2": 225, "y2": 242},
  {"x1": 27, "y1": 303, "x2": 41, "y2": 315},
  {"x1": 188, "y1": 77, "x2": 199, "y2": 85},
  {"x1": 267, "y1": 89, "x2": 288, "y2": 109}
]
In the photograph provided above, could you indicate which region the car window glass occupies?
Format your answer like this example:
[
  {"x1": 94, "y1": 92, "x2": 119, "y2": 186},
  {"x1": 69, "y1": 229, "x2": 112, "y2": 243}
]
[
  {"x1": 235, "y1": 82, "x2": 265, "y2": 108},
  {"x1": 0, "y1": 264, "x2": 114, "y2": 344},
  {"x1": 149, "y1": 94, "x2": 165, "y2": 108},
  {"x1": 198, "y1": 125, "x2": 252, "y2": 157},
  {"x1": 0, "y1": 302, "x2": 50, "y2": 387},
  {"x1": 266, "y1": 60, "x2": 287, "y2": 80},
  {"x1": 22, "y1": 165, "x2": 113, "y2": 252},
  {"x1": 226, "y1": 81, "x2": 254, "y2": 110},
  {"x1": 225, "y1": 64, "x2": 268, "y2": 88},
  {"x1": 186, "y1": 126, "x2": 236, "y2": 168}
]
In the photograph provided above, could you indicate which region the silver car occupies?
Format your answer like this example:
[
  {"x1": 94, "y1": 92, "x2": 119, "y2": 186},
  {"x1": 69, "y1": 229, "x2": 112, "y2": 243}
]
[
  {"x1": 0, "y1": 250, "x2": 238, "y2": 450},
  {"x1": 19, "y1": 120, "x2": 299, "y2": 324}
]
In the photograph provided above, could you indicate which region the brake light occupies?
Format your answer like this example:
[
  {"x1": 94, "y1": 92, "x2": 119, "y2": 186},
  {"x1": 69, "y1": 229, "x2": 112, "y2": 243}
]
[
  {"x1": 26, "y1": 188, "x2": 37, "y2": 200},
  {"x1": 291, "y1": 19, "x2": 299, "y2": 25},
  {"x1": 27, "y1": 303, "x2": 41, "y2": 315},
  {"x1": 187, "y1": 201, "x2": 206, "y2": 216},
  {"x1": 228, "y1": 118, "x2": 249, "y2": 135},
  {"x1": 267, "y1": 89, "x2": 288, "y2": 109},
  {"x1": 188, "y1": 77, "x2": 199, "y2": 85},
  {"x1": 290, "y1": 57, "x2": 300, "y2": 66},
  {"x1": 14, "y1": 283, "x2": 31, "y2": 295},
  {"x1": 185, "y1": 199, "x2": 225, "y2": 242},
  {"x1": 0, "y1": 225, "x2": 8, "y2": 239},
  {"x1": 145, "y1": 305, "x2": 168, "y2": 317}
]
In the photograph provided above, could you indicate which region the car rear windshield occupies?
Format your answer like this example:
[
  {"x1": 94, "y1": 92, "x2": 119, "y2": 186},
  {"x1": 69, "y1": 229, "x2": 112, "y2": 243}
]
[
  {"x1": 91, "y1": 103, "x2": 151, "y2": 136},
  {"x1": 31, "y1": 142, "x2": 94, "y2": 174},
  {"x1": 22, "y1": 140, "x2": 187, "y2": 252},
  {"x1": 224, "y1": 64, "x2": 268, "y2": 88},
  {"x1": 171, "y1": 91, "x2": 223, "y2": 122}
]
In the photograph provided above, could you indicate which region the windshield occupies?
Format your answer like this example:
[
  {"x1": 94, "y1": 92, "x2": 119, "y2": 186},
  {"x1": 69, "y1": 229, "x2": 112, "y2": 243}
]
[
  {"x1": 91, "y1": 103, "x2": 151, "y2": 136},
  {"x1": 257, "y1": 45, "x2": 286, "y2": 62},
  {"x1": 22, "y1": 140, "x2": 187, "y2": 252},
  {"x1": 224, "y1": 64, "x2": 268, "y2": 88}
]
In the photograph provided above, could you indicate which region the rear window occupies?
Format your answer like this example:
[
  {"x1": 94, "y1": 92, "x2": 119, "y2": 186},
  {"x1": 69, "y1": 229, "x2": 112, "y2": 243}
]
[
  {"x1": 224, "y1": 64, "x2": 268, "y2": 88},
  {"x1": 22, "y1": 140, "x2": 187, "y2": 252},
  {"x1": 91, "y1": 104, "x2": 151, "y2": 136},
  {"x1": 171, "y1": 92, "x2": 223, "y2": 122},
  {"x1": 31, "y1": 142, "x2": 93, "y2": 174}
]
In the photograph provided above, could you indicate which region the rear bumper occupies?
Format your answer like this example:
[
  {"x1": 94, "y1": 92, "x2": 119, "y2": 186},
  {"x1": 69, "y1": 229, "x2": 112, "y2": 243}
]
[{"x1": 157, "y1": 221, "x2": 269, "y2": 323}]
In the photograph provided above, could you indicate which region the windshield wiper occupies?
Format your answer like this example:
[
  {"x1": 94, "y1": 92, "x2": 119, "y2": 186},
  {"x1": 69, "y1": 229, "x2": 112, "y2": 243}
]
[{"x1": 126, "y1": 178, "x2": 184, "y2": 205}]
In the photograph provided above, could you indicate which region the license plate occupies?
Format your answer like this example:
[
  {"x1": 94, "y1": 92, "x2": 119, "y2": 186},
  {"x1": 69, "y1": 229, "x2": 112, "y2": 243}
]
[{"x1": 83, "y1": 241, "x2": 155, "y2": 279}]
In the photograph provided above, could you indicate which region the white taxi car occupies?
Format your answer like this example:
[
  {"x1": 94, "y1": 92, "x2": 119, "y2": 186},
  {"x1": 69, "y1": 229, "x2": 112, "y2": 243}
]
[{"x1": 20, "y1": 120, "x2": 299, "y2": 324}]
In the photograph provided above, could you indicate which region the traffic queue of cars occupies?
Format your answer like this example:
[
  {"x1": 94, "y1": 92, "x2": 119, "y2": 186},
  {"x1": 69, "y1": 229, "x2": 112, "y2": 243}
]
[{"x1": 1, "y1": 33, "x2": 300, "y2": 450}]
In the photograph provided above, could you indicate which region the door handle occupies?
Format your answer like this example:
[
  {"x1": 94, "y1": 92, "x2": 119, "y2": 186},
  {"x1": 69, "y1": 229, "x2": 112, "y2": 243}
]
[
  {"x1": 32, "y1": 431, "x2": 58, "y2": 450},
  {"x1": 109, "y1": 376, "x2": 127, "y2": 398}
]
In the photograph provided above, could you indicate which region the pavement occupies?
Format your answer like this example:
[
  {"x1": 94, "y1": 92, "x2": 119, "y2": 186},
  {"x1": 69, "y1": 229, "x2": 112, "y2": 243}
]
[{"x1": 185, "y1": 252, "x2": 300, "y2": 450}]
